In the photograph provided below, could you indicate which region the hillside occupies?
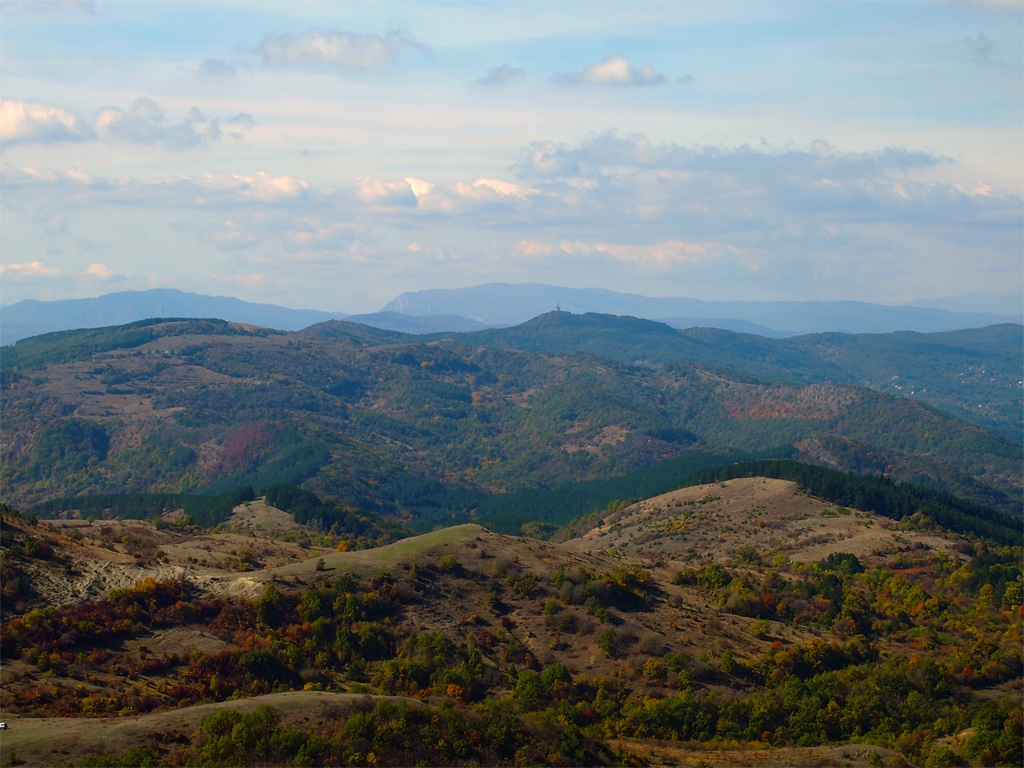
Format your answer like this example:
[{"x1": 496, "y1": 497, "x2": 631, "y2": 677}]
[
  {"x1": 453, "y1": 312, "x2": 1024, "y2": 442},
  {"x1": 1, "y1": 479, "x2": 1020, "y2": 767},
  {"x1": 1, "y1": 315, "x2": 1019, "y2": 517}
]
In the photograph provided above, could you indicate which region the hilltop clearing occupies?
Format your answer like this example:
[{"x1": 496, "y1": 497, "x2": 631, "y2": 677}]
[{"x1": 563, "y1": 477, "x2": 964, "y2": 565}]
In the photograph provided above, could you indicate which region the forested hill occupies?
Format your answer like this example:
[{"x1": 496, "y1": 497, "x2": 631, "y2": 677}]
[
  {"x1": 2, "y1": 315, "x2": 1020, "y2": 518},
  {"x1": 435, "y1": 312, "x2": 1023, "y2": 441}
]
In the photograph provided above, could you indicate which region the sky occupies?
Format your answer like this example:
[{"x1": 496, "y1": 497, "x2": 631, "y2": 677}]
[{"x1": 1, "y1": 0, "x2": 1022, "y2": 314}]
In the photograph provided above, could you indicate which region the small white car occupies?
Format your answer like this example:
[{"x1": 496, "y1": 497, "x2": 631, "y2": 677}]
[{"x1": 0, "y1": 722, "x2": 7, "y2": 729}]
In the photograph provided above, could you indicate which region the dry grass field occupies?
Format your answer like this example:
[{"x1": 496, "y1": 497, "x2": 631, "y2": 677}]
[
  {"x1": 565, "y1": 477, "x2": 963, "y2": 566},
  {"x1": 0, "y1": 479, "x2": 1002, "y2": 767}
]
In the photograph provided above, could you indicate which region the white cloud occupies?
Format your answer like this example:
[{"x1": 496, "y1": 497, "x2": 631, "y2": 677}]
[
  {"x1": 471, "y1": 178, "x2": 534, "y2": 199},
  {"x1": 355, "y1": 177, "x2": 418, "y2": 206},
  {"x1": 4, "y1": 133, "x2": 1018, "y2": 305},
  {"x1": 0, "y1": 98, "x2": 252, "y2": 148},
  {"x1": 0, "y1": 99, "x2": 89, "y2": 144},
  {"x1": 256, "y1": 29, "x2": 427, "y2": 70},
  {"x1": 478, "y1": 64, "x2": 525, "y2": 87},
  {"x1": 562, "y1": 55, "x2": 667, "y2": 86},
  {"x1": 85, "y1": 263, "x2": 113, "y2": 279},
  {"x1": 0, "y1": 261, "x2": 60, "y2": 277},
  {"x1": 93, "y1": 98, "x2": 253, "y2": 148},
  {"x1": 194, "y1": 171, "x2": 308, "y2": 202},
  {"x1": 403, "y1": 178, "x2": 433, "y2": 198}
]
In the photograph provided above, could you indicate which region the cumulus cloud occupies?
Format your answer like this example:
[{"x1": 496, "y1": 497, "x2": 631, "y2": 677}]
[
  {"x1": 560, "y1": 55, "x2": 667, "y2": 86},
  {"x1": 478, "y1": 64, "x2": 525, "y2": 87},
  {"x1": 93, "y1": 98, "x2": 254, "y2": 148},
  {"x1": 0, "y1": 99, "x2": 89, "y2": 144},
  {"x1": 85, "y1": 263, "x2": 113, "y2": 279},
  {"x1": 193, "y1": 171, "x2": 308, "y2": 202},
  {"x1": 0, "y1": 261, "x2": 60, "y2": 277},
  {"x1": 354, "y1": 177, "x2": 419, "y2": 206},
  {"x1": 0, "y1": 98, "x2": 253, "y2": 148},
  {"x1": 360, "y1": 176, "x2": 538, "y2": 217},
  {"x1": 256, "y1": 29, "x2": 427, "y2": 70}
]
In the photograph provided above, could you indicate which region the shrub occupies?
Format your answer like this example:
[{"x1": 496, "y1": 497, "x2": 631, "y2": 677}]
[
  {"x1": 437, "y1": 555, "x2": 460, "y2": 573},
  {"x1": 596, "y1": 628, "x2": 617, "y2": 657},
  {"x1": 513, "y1": 574, "x2": 536, "y2": 596},
  {"x1": 734, "y1": 546, "x2": 761, "y2": 566}
]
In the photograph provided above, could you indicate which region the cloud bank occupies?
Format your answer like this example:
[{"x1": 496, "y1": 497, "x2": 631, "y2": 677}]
[
  {"x1": 7, "y1": 133, "x2": 1016, "y2": 295},
  {"x1": 0, "y1": 98, "x2": 253, "y2": 148}
]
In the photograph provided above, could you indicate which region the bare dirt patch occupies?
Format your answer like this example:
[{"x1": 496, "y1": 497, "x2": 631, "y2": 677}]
[{"x1": 225, "y1": 498, "x2": 302, "y2": 533}]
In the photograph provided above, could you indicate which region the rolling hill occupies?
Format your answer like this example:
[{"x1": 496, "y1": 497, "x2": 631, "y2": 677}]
[
  {"x1": 1, "y1": 475, "x2": 1019, "y2": 767},
  {"x1": 1, "y1": 314, "x2": 1019, "y2": 519},
  {"x1": 449, "y1": 312, "x2": 1024, "y2": 442}
]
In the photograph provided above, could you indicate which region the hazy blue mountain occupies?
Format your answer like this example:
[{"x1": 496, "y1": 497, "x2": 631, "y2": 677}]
[
  {"x1": 1, "y1": 290, "x2": 494, "y2": 346},
  {"x1": 382, "y1": 283, "x2": 1023, "y2": 334},
  {"x1": 345, "y1": 311, "x2": 490, "y2": 334},
  {"x1": 0, "y1": 289, "x2": 349, "y2": 346},
  {"x1": 905, "y1": 294, "x2": 1024, "y2": 316}
]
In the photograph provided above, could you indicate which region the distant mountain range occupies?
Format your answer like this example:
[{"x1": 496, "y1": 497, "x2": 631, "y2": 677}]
[
  {"x1": 0, "y1": 290, "x2": 349, "y2": 347},
  {"x1": 0, "y1": 291, "x2": 486, "y2": 346},
  {"x1": 2, "y1": 285, "x2": 1021, "y2": 346},
  {"x1": 383, "y1": 283, "x2": 1023, "y2": 334}
]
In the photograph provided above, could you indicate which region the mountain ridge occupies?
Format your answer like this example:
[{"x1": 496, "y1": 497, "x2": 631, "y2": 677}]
[
  {"x1": 0, "y1": 290, "x2": 490, "y2": 346},
  {"x1": 384, "y1": 282, "x2": 1023, "y2": 334},
  {"x1": 4, "y1": 285, "x2": 1022, "y2": 347}
]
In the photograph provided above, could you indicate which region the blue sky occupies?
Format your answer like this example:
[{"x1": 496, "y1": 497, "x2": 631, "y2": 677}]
[{"x1": 1, "y1": 0, "x2": 1021, "y2": 313}]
